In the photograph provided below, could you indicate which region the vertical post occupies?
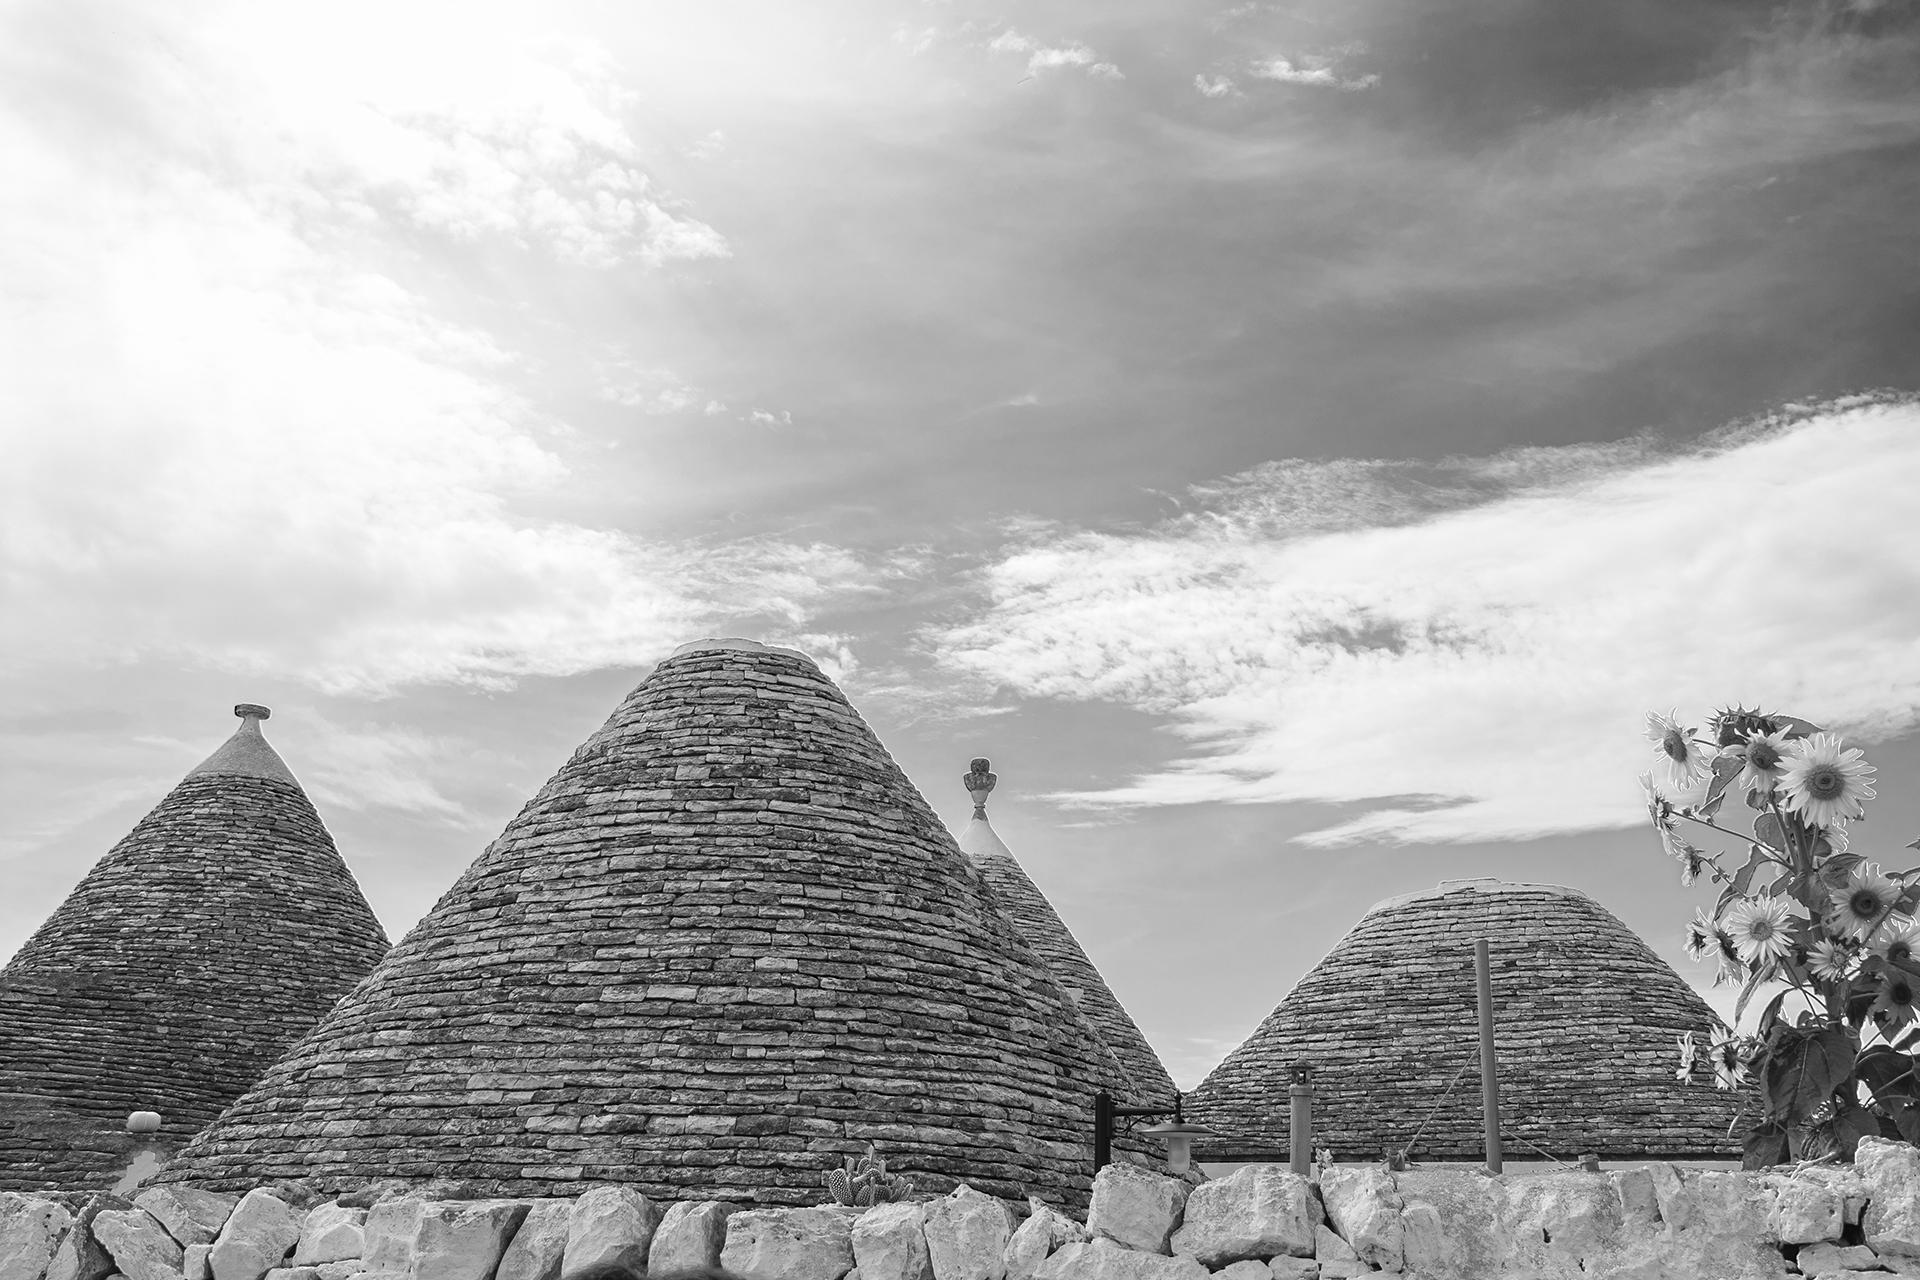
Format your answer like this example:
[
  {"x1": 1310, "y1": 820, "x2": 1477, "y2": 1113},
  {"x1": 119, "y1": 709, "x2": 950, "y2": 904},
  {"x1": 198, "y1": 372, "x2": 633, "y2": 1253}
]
[
  {"x1": 1476, "y1": 939, "x2": 1503, "y2": 1174},
  {"x1": 1093, "y1": 1090, "x2": 1114, "y2": 1176},
  {"x1": 1288, "y1": 1064, "x2": 1313, "y2": 1177}
]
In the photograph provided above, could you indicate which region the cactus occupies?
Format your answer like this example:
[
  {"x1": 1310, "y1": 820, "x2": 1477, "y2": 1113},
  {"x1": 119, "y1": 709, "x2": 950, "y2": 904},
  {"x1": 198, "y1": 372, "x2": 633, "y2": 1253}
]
[{"x1": 824, "y1": 1144, "x2": 914, "y2": 1206}]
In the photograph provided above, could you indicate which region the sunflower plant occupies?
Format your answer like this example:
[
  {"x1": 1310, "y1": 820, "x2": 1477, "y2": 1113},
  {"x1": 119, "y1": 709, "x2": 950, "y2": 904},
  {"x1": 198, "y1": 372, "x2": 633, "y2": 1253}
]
[{"x1": 1644, "y1": 704, "x2": 1920, "y2": 1168}]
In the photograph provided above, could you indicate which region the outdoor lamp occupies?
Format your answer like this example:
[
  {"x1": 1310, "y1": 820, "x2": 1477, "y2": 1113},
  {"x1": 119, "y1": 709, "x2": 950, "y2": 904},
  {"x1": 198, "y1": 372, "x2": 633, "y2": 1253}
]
[
  {"x1": 1139, "y1": 1097, "x2": 1213, "y2": 1176},
  {"x1": 1096, "y1": 1090, "x2": 1214, "y2": 1176}
]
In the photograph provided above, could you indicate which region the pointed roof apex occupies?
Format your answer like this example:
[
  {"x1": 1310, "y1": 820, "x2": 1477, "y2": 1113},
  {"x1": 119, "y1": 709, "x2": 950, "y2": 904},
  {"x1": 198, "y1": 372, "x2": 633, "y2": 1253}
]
[
  {"x1": 668, "y1": 637, "x2": 815, "y2": 663},
  {"x1": 186, "y1": 704, "x2": 298, "y2": 785},
  {"x1": 958, "y1": 758, "x2": 1011, "y2": 858}
]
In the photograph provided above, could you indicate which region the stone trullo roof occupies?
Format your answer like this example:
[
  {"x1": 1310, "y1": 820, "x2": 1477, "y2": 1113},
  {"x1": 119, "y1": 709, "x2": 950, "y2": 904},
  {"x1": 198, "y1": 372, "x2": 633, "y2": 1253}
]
[
  {"x1": 0, "y1": 705, "x2": 390, "y2": 1192},
  {"x1": 158, "y1": 640, "x2": 1136, "y2": 1207},
  {"x1": 1188, "y1": 878, "x2": 1741, "y2": 1163},
  {"x1": 955, "y1": 759, "x2": 1177, "y2": 1109}
]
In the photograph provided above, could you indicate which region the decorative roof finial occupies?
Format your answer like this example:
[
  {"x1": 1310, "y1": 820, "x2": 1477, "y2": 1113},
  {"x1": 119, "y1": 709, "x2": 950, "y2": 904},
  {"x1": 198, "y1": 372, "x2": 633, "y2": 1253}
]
[
  {"x1": 964, "y1": 757, "x2": 996, "y2": 819},
  {"x1": 234, "y1": 704, "x2": 271, "y2": 721}
]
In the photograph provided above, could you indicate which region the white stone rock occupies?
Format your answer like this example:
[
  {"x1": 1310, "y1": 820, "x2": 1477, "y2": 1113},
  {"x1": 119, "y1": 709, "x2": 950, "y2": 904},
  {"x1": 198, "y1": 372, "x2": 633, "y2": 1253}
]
[
  {"x1": 360, "y1": 1201, "x2": 425, "y2": 1274},
  {"x1": 721, "y1": 1208, "x2": 856, "y2": 1280},
  {"x1": 1795, "y1": 1240, "x2": 1884, "y2": 1276},
  {"x1": 1314, "y1": 1168, "x2": 1401, "y2": 1272},
  {"x1": 925, "y1": 1185, "x2": 1013, "y2": 1280},
  {"x1": 312, "y1": 1266, "x2": 365, "y2": 1280},
  {"x1": 261, "y1": 1269, "x2": 318, "y2": 1280},
  {"x1": 90, "y1": 1211, "x2": 185, "y2": 1280},
  {"x1": 1764, "y1": 1175, "x2": 1842, "y2": 1245},
  {"x1": 1169, "y1": 1166, "x2": 1317, "y2": 1267},
  {"x1": 1504, "y1": 1171, "x2": 1623, "y2": 1274},
  {"x1": 1032, "y1": 1241, "x2": 1207, "y2": 1280},
  {"x1": 1267, "y1": 1259, "x2": 1319, "y2": 1280},
  {"x1": 1792, "y1": 1166, "x2": 1871, "y2": 1227},
  {"x1": 47, "y1": 1196, "x2": 128, "y2": 1280},
  {"x1": 1087, "y1": 1164, "x2": 1188, "y2": 1255},
  {"x1": 646, "y1": 1200, "x2": 736, "y2": 1277},
  {"x1": 1392, "y1": 1170, "x2": 1506, "y2": 1280},
  {"x1": 292, "y1": 1207, "x2": 365, "y2": 1267},
  {"x1": 182, "y1": 1248, "x2": 211, "y2": 1280},
  {"x1": 410, "y1": 1201, "x2": 530, "y2": 1280},
  {"x1": 1860, "y1": 1136, "x2": 1920, "y2": 1259},
  {"x1": 0, "y1": 1194, "x2": 74, "y2": 1280},
  {"x1": 1609, "y1": 1169, "x2": 1660, "y2": 1234},
  {"x1": 496, "y1": 1202, "x2": 570, "y2": 1280},
  {"x1": 209, "y1": 1191, "x2": 302, "y2": 1280},
  {"x1": 1213, "y1": 1262, "x2": 1271, "y2": 1280},
  {"x1": 561, "y1": 1188, "x2": 659, "y2": 1277},
  {"x1": 132, "y1": 1192, "x2": 239, "y2": 1251},
  {"x1": 1645, "y1": 1170, "x2": 1787, "y2": 1280},
  {"x1": 1004, "y1": 1204, "x2": 1088, "y2": 1280},
  {"x1": 850, "y1": 1201, "x2": 932, "y2": 1280}
]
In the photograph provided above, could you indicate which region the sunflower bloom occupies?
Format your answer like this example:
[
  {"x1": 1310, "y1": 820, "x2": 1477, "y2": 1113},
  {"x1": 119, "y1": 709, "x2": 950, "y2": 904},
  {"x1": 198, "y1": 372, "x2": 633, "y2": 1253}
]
[
  {"x1": 1873, "y1": 973, "x2": 1920, "y2": 1033},
  {"x1": 1872, "y1": 918, "x2": 1920, "y2": 969},
  {"x1": 1730, "y1": 728, "x2": 1793, "y2": 797},
  {"x1": 1647, "y1": 710, "x2": 1714, "y2": 791},
  {"x1": 1676, "y1": 1030, "x2": 1699, "y2": 1082},
  {"x1": 1684, "y1": 907, "x2": 1719, "y2": 963},
  {"x1": 1830, "y1": 864, "x2": 1902, "y2": 941},
  {"x1": 1723, "y1": 896, "x2": 1796, "y2": 965},
  {"x1": 1711, "y1": 1033, "x2": 1754, "y2": 1090},
  {"x1": 1780, "y1": 733, "x2": 1877, "y2": 829},
  {"x1": 1807, "y1": 938, "x2": 1852, "y2": 984}
]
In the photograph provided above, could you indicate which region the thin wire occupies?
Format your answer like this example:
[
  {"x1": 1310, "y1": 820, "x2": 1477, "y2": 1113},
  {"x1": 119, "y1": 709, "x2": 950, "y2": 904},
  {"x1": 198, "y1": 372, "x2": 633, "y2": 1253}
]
[{"x1": 1396, "y1": 1050, "x2": 1478, "y2": 1161}]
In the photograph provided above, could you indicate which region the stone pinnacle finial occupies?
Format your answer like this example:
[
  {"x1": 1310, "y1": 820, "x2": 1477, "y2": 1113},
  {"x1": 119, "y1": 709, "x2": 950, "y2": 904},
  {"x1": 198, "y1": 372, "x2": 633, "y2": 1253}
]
[
  {"x1": 234, "y1": 704, "x2": 271, "y2": 721},
  {"x1": 964, "y1": 757, "x2": 997, "y2": 819}
]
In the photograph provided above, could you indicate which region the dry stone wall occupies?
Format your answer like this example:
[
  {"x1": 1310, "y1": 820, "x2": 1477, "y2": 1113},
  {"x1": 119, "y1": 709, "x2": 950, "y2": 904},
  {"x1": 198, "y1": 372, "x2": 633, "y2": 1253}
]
[{"x1": 14, "y1": 1140, "x2": 1920, "y2": 1280}]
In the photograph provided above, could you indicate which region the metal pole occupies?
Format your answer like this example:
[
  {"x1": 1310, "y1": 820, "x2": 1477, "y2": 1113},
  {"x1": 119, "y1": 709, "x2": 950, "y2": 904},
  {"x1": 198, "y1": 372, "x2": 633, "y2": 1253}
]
[
  {"x1": 1288, "y1": 1066, "x2": 1312, "y2": 1177},
  {"x1": 1475, "y1": 939, "x2": 1503, "y2": 1174},
  {"x1": 1093, "y1": 1090, "x2": 1114, "y2": 1176}
]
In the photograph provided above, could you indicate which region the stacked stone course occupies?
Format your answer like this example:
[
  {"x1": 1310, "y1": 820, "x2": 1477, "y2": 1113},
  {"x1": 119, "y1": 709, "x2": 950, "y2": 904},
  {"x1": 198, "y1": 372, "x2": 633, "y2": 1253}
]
[
  {"x1": 0, "y1": 711, "x2": 389, "y2": 1192},
  {"x1": 1190, "y1": 879, "x2": 1742, "y2": 1164},
  {"x1": 155, "y1": 642, "x2": 1136, "y2": 1207},
  {"x1": 14, "y1": 1139, "x2": 1920, "y2": 1280}
]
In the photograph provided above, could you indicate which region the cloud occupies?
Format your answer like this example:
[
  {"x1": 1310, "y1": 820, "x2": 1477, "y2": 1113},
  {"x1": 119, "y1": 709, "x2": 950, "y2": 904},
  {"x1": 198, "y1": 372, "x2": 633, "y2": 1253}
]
[
  {"x1": 597, "y1": 360, "x2": 719, "y2": 414},
  {"x1": 1195, "y1": 75, "x2": 1240, "y2": 99},
  {"x1": 747, "y1": 408, "x2": 794, "y2": 427},
  {"x1": 1247, "y1": 51, "x2": 1378, "y2": 91},
  {"x1": 930, "y1": 396, "x2": 1920, "y2": 845},
  {"x1": 296, "y1": 716, "x2": 479, "y2": 824},
  {"x1": 988, "y1": 29, "x2": 1124, "y2": 80}
]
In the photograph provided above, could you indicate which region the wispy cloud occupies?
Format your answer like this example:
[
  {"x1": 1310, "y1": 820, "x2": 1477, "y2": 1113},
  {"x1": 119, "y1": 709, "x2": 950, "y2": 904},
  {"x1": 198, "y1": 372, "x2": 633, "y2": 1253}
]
[
  {"x1": 297, "y1": 715, "x2": 480, "y2": 825},
  {"x1": 597, "y1": 360, "x2": 724, "y2": 415},
  {"x1": 1247, "y1": 50, "x2": 1377, "y2": 91},
  {"x1": 1194, "y1": 75, "x2": 1240, "y2": 99},
  {"x1": 931, "y1": 396, "x2": 1920, "y2": 845},
  {"x1": 989, "y1": 29, "x2": 1123, "y2": 80}
]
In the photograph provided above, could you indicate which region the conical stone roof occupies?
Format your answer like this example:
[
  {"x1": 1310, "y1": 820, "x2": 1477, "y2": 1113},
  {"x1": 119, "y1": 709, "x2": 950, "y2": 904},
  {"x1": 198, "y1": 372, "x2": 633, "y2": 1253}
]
[
  {"x1": 159, "y1": 640, "x2": 1135, "y2": 1206},
  {"x1": 1189, "y1": 879, "x2": 1741, "y2": 1163},
  {"x1": 0, "y1": 705, "x2": 390, "y2": 1192},
  {"x1": 956, "y1": 759, "x2": 1177, "y2": 1108}
]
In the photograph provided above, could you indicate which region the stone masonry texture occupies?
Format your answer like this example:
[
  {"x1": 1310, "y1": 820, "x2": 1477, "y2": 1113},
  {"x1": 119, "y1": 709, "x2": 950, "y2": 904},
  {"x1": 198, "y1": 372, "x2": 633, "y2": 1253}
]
[
  {"x1": 156, "y1": 643, "x2": 1136, "y2": 1208},
  {"x1": 0, "y1": 723, "x2": 390, "y2": 1191},
  {"x1": 1188, "y1": 879, "x2": 1742, "y2": 1163}
]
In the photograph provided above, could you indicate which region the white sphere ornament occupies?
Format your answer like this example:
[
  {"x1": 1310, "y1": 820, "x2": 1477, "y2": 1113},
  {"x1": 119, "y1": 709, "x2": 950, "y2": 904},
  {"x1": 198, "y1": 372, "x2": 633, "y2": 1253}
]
[{"x1": 126, "y1": 1111, "x2": 162, "y2": 1134}]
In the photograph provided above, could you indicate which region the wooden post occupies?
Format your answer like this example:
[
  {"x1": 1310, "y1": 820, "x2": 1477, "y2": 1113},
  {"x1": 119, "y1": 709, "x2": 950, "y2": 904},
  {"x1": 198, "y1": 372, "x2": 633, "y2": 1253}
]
[
  {"x1": 1288, "y1": 1064, "x2": 1313, "y2": 1176},
  {"x1": 1476, "y1": 939, "x2": 1503, "y2": 1174}
]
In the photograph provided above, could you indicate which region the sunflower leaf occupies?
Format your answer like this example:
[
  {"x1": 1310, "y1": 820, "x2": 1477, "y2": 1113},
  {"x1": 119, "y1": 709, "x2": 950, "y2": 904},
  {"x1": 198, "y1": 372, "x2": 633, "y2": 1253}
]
[
  {"x1": 1778, "y1": 715, "x2": 1825, "y2": 739},
  {"x1": 1754, "y1": 813, "x2": 1786, "y2": 852},
  {"x1": 1734, "y1": 965, "x2": 1775, "y2": 1028},
  {"x1": 1730, "y1": 846, "x2": 1766, "y2": 899},
  {"x1": 1742, "y1": 1122, "x2": 1789, "y2": 1170},
  {"x1": 1755, "y1": 989, "x2": 1791, "y2": 1038},
  {"x1": 1820, "y1": 854, "x2": 1865, "y2": 889},
  {"x1": 1765, "y1": 1027, "x2": 1856, "y2": 1126},
  {"x1": 1907, "y1": 837, "x2": 1920, "y2": 851}
]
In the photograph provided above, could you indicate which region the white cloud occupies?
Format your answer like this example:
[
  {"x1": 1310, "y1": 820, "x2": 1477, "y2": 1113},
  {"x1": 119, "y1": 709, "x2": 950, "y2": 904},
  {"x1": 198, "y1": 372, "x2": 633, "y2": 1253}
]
[
  {"x1": 296, "y1": 715, "x2": 478, "y2": 824},
  {"x1": 1195, "y1": 75, "x2": 1240, "y2": 99},
  {"x1": 931, "y1": 397, "x2": 1920, "y2": 846},
  {"x1": 597, "y1": 360, "x2": 715, "y2": 414},
  {"x1": 1248, "y1": 52, "x2": 1378, "y2": 92},
  {"x1": 747, "y1": 408, "x2": 794, "y2": 427},
  {"x1": 989, "y1": 29, "x2": 1123, "y2": 80}
]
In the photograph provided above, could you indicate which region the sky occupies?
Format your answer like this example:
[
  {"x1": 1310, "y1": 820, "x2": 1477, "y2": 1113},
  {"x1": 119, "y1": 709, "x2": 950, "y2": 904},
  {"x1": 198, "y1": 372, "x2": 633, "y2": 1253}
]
[{"x1": 4, "y1": 0, "x2": 1920, "y2": 1097}]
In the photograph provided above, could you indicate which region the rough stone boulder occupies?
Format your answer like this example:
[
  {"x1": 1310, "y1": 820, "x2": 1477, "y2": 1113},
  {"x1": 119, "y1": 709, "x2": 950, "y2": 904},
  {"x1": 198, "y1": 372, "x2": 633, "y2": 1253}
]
[
  {"x1": 90, "y1": 1210, "x2": 185, "y2": 1280},
  {"x1": 1504, "y1": 1173, "x2": 1623, "y2": 1276},
  {"x1": 0, "y1": 1194, "x2": 74, "y2": 1280},
  {"x1": 1086, "y1": 1165, "x2": 1187, "y2": 1255},
  {"x1": 1796, "y1": 1241, "x2": 1884, "y2": 1277},
  {"x1": 647, "y1": 1201, "x2": 737, "y2": 1276},
  {"x1": 561, "y1": 1188, "x2": 659, "y2": 1278},
  {"x1": 411, "y1": 1201, "x2": 530, "y2": 1280},
  {"x1": 1209, "y1": 1263, "x2": 1269, "y2": 1280},
  {"x1": 850, "y1": 1201, "x2": 933, "y2": 1280},
  {"x1": 495, "y1": 1201, "x2": 569, "y2": 1280},
  {"x1": 1860, "y1": 1137, "x2": 1920, "y2": 1260},
  {"x1": 1033, "y1": 1241, "x2": 1207, "y2": 1280},
  {"x1": 208, "y1": 1191, "x2": 302, "y2": 1280},
  {"x1": 361, "y1": 1199, "x2": 426, "y2": 1273},
  {"x1": 1763, "y1": 1174, "x2": 1842, "y2": 1246},
  {"x1": 1393, "y1": 1170, "x2": 1506, "y2": 1280},
  {"x1": 1316, "y1": 1167, "x2": 1401, "y2": 1271},
  {"x1": 46, "y1": 1194, "x2": 133, "y2": 1280},
  {"x1": 292, "y1": 1206, "x2": 365, "y2": 1266},
  {"x1": 1313, "y1": 1223, "x2": 1361, "y2": 1280},
  {"x1": 1005, "y1": 1202, "x2": 1088, "y2": 1280},
  {"x1": 925, "y1": 1185, "x2": 1014, "y2": 1280},
  {"x1": 1267, "y1": 1256, "x2": 1319, "y2": 1280},
  {"x1": 1169, "y1": 1165, "x2": 1317, "y2": 1266},
  {"x1": 721, "y1": 1207, "x2": 856, "y2": 1280},
  {"x1": 133, "y1": 1191, "x2": 239, "y2": 1252}
]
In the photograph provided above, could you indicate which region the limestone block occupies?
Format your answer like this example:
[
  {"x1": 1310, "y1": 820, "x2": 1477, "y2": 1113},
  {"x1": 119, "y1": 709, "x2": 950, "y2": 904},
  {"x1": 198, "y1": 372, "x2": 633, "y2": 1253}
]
[
  {"x1": 1393, "y1": 1170, "x2": 1507, "y2": 1280},
  {"x1": 0, "y1": 1194, "x2": 74, "y2": 1280},
  {"x1": 1315, "y1": 1168, "x2": 1401, "y2": 1271},
  {"x1": 1267, "y1": 1259, "x2": 1319, "y2": 1280},
  {"x1": 208, "y1": 1192, "x2": 302, "y2": 1280},
  {"x1": 182, "y1": 1249, "x2": 210, "y2": 1280},
  {"x1": 360, "y1": 1201, "x2": 425, "y2": 1274},
  {"x1": 1505, "y1": 1172, "x2": 1623, "y2": 1270},
  {"x1": 1649, "y1": 1171, "x2": 1786, "y2": 1280},
  {"x1": 1794, "y1": 1241, "x2": 1883, "y2": 1277},
  {"x1": 1005, "y1": 1204, "x2": 1088, "y2": 1280},
  {"x1": 925, "y1": 1185, "x2": 1013, "y2": 1280},
  {"x1": 292, "y1": 1207, "x2": 365, "y2": 1267},
  {"x1": 262, "y1": 1270, "x2": 317, "y2": 1280},
  {"x1": 132, "y1": 1192, "x2": 239, "y2": 1251},
  {"x1": 313, "y1": 1267, "x2": 365, "y2": 1280},
  {"x1": 496, "y1": 1202, "x2": 571, "y2": 1280},
  {"x1": 561, "y1": 1188, "x2": 659, "y2": 1277},
  {"x1": 1609, "y1": 1169, "x2": 1660, "y2": 1234},
  {"x1": 1312, "y1": 1225, "x2": 1360, "y2": 1280},
  {"x1": 646, "y1": 1200, "x2": 735, "y2": 1276},
  {"x1": 1087, "y1": 1164, "x2": 1188, "y2": 1255},
  {"x1": 90, "y1": 1212, "x2": 185, "y2": 1280},
  {"x1": 48, "y1": 1195, "x2": 132, "y2": 1280},
  {"x1": 721, "y1": 1208, "x2": 856, "y2": 1280},
  {"x1": 410, "y1": 1201, "x2": 530, "y2": 1280},
  {"x1": 1860, "y1": 1137, "x2": 1920, "y2": 1259},
  {"x1": 1169, "y1": 1166, "x2": 1316, "y2": 1267},
  {"x1": 1032, "y1": 1241, "x2": 1207, "y2": 1280},
  {"x1": 1791, "y1": 1166, "x2": 1871, "y2": 1226},
  {"x1": 1213, "y1": 1263, "x2": 1271, "y2": 1280},
  {"x1": 850, "y1": 1201, "x2": 932, "y2": 1280},
  {"x1": 1764, "y1": 1175, "x2": 1842, "y2": 1245}
]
